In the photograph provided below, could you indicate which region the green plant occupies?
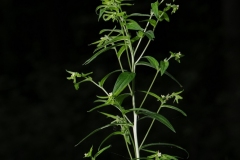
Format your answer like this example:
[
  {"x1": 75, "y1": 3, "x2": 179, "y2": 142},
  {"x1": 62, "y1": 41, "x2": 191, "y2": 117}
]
[{"x1": 67, "y1": 0, "x2": 188, "y2": 159}]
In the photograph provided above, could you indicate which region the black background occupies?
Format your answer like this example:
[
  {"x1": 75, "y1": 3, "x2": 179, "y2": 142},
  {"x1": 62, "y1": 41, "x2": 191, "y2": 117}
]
[{"x1": 1, "y1": 0, "x2": 240, "y2": 159}]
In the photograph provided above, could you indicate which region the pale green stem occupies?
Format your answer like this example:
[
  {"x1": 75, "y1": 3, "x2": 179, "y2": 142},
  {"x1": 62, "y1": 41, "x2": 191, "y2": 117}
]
[
  {"x1": 133, "y1": 13, "x2": 154, "y2": 56},
  {"x1": 90, "y1": 80, "x2": 109, "y2": 95},
  {"x1": 139, "y1": 70, "x2": 159, "y2": 109},
  {"x1": 139, "y1": 103, "x2": 162, "y2": 148},
  {"x1": 124, "y1": 136, "x2": 133, "y2": 160}
]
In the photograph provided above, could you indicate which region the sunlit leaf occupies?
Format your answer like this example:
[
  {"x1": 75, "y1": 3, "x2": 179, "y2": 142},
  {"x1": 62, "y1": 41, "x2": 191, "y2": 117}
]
[{"x1": 112, "y1": 72, "x2": 135, "y2": 96}]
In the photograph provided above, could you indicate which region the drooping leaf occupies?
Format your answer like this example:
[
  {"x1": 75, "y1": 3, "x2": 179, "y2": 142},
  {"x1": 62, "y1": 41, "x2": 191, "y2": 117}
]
[
  {"x1": 136, "y1": 61, "x2": 153, "y2": 68},
  {"x1": 144, "y1": 56, "x2": 159, "y2": 69},
  {"x1": 94, "y1": 145, "x2": 111, "y2": 158},
  {"x1": 140, "y1": 111, "x2": 175, "y2": 133},
  {"x1": 162, "y1": 105, "x2": 187, "y2": 116},
  {"x1": 112, "y1": 72, "x2": 135, "y2": 96},
  {"x1": 125, "y1": 108, "x2": 176, "y2": 133},
  {"x1": 140, "y1": 143, "x2": 189, "y2": 159},
  {"x1": 144, "y1": 30, "x2": 155, "y2": 40},
  {"x1": 88, "y1": 103, "x2": 111, "y2": 112},
  {"x1": 115, "y1": 93, "x2": 131, "y2": 105},
  {"x1": 99, "y1": 28, "x2": 123, "y2": 35},
  {"x1": 127, "y1": 13, "x2": 150, "y2": 17},
  {"x1": 165, "y1": 71, "x2": 182, "y2": 87},
  {"x1": 83, "y1": 43, "x2": 122, "y2": 65},
  {"x1": 140, "y1": 90, "x2": 163, "y2": 102},
  {"x1": 160, "y1": 59, "x2": 169, "y2": 76},
  {"x1": 98, "y1": 132, "x2": 123, "y2": 151},
  {"x1": 75, "y1": 124, "x2": 113, "y2": 147},
  {"x1": 126, "y1": 19, "x2": 143, "y2": 31},
  {"x1": 99, "y1": 70, "x2": 122, "y2": 87}
]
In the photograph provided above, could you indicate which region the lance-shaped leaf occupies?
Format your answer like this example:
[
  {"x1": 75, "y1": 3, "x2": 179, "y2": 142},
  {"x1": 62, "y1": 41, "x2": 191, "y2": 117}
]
[
  {"x1": 74, "y1": 78, "x2": 91, "y2": 90},
  {"x1": 144, "y1": 56, "x2": 159, "y2": 70},
  {"x1": 75, "y1": 124, "x2": 113, "y2": 147},
  {"x1": 140, "y1": 143, "x2": 189, "y2": 159},
  {"x1": 83, "y1": 43, "x2": 122, "y2": 65},
  {"x1": 98, "y1": 131, "x2": 124, "y2": 151},
  {"x1": 162, "y1": 105, "x2": 187, "y2": 116},
  {"x1": 127, "y1": 13, "x2": 150, "y2": 18},
  {"x1": 160, "y1": 59, "x2": 169, "y2": 76},
  {"x1": 126, "y1": 19, "x2": 143, "y2": 31},
  {"x1": 117, "y1": 45, "x2": 126, "y2": 58},
  {"x1": 94, "y1": 145, "x2": 111, "y2": 159},
  {"x1": 125, "y1": 108, "x2": 176, "y2": 133},
  {"x1": 151, "y1": 1, "x2": 159, "y2": 19},
  {"x1": 144, "y1": 30, "x2": 155, "y2": 40},
  {"x1": 99, "y1": 69, "x2": 122, "y2": 87},
  {"x1": 115, "y1": 93, "x2": 131, "y2": 105},
  {"x1": 112, "y1": 72, "x2": 135, "y2": 96}
]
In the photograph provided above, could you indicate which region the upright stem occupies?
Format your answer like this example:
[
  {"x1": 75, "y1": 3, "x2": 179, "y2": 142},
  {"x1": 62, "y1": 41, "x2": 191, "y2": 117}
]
[{"x1": 132, "y1": 66, "x2": 139, "y2": 159}]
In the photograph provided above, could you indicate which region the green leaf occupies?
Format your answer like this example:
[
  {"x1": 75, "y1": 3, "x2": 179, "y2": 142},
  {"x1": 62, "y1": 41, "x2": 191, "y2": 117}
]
[
  {"x1": 171, "y1": 90, "x2": 183, "y2": 103},
  {"x1": 144, "y1": 30, "x2": 155, "y2": 40},
  {"x1": 117, "y1": 45, "x2": 126, "y2": 58},
  {"x1": 140, "y1": 91, "x2": 163, "y2": 102},
  {"x1": 115, "y1": 93, "x2": 131, "y2": 105},
  {"x1": 163, "y1": 12, "x2": 170, "y2": 22},
  {"x1": 160, "y1": 59, "x2": 169, "y2": 76},
  {"x1": 84, "y1": 146, "x2": 93, "y2": 158},
  {"x1": 88, "y1": 103, "x2": 111, "y2": 112},
  {"x1": 126, "y1": 19, "x2": 143, "y2": 31},
  {"x1": 148, "y1": 19, "x2": 157, "y2": 28},
  {"x1": 125, "y1": 108, "x2": 176, "y2": 133},
  {"x1": 151, "y1": 1, "x2": 159, "y2": 19},
  {"x1": 74, "y1": 79, "x2": 91, "y2": 90},
  {"x1": 162, "y1": 105, "x2": 187, "y2": 116},
  {"x1": 144, "y1": 56, "x2": 159, "y2": 69},
  {"x1": 99, "y1": 28, "x2": 123, "y2": 35},
  {"x1": 99, "y1": 111, "x2": 119, "y2": 119},
  {"x1": 94, "y1": 145, "x2": 111, "y2": 158},
  {"x1": 112, "y1": 72, "x2": 135, "y2": 96},
  {"x1": 127, "y1": 13, "x2": 150, "y2": 17},
  {"x1": 83, "y1": 43, "x2": 122, "y2": 65},
  {"x1": 136, "y1": 61, "x2": 153, "y2": 68},
  {"x1": 140, "y1": 143, "x2": 189, "y2": 159},
  {"x1": 141, "y1": 111, "x2": 175, "y2": 133},
  {"x1": 75, "y1": 124, "x2": 113, "y2": 147},
  {"x1": 99, "y1": 70, "x2": 122, "y2": 87},
  {"x1": 165, "y1": 71, "x2": 182, "y2": 87},
  {"x1": 98, "y1": 132, "x2": 123, "y2": 151}
]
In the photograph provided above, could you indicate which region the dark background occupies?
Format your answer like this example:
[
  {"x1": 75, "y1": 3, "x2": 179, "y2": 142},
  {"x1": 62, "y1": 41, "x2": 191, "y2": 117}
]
[{"x1": 1, "y1": 0, "x2": 240, "y2": 159}]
